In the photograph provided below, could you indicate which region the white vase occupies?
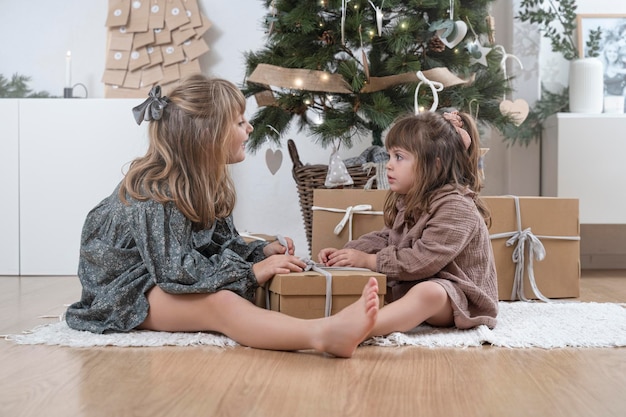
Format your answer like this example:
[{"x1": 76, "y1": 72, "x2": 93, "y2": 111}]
[{"x1": 568, "y1": 57, "x2": 604, "y2": 113}]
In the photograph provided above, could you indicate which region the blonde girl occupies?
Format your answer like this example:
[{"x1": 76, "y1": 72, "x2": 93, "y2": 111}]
[{"x1": 66, "y1": 75, "x2": 379, "y2": 358}]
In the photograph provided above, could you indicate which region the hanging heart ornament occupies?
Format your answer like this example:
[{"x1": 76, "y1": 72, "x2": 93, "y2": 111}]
[
  {"x1": 265, "y1": 148, "x2": 283, "y2": 175},
  {"x1": 499, "y1": 99, "x2": 529, "y2": 126},
  {"x1": 437, "y1": 20, "x2": 468, "y2": 49}
]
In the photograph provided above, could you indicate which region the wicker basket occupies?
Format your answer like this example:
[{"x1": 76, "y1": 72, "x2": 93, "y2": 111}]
[{"x1": 288, "y1": 139, "x2": 372, "y2": 255}]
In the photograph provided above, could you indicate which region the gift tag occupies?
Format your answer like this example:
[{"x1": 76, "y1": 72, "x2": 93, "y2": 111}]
[
  {"x1": 109, "y1": 29, "x2": 134, "y2": 51},
  {"x1": 106, "y1": 0, "x2": 131, "y2": 27},
  {"x1": 161, "y1": 62, "x2": 180, "y2": 84},
  {"x1": 133, "y1": 30, "x2": 155, "y2": 49},
  {"x1": 128, "y1": 48, "x2": 150, "y2": 72},
  {"x1": 126, "y1": 0, "x2": 150, "y2": 33},
  {"x1": 182, "y1": 37, "x2": 209, "y2": 60},
  {"x1": 161, "y1": 44, "x2": 185, "y2": 66},
  {"x1": 172, "y1": 26, "x2": 197, "y2": 45},
  {"x1": 140, "y1": 64, "x2": 164, "y2": 85},
  {"x1": 165, "y1": 0, "x2": 190, "y2": 31},
  {"x1": 106, "y1": 50, "x2": 130, "y2": 70},
  {"x1": 179, "y1": 58, "x2": 201, "y2": 77},
  {"x1": 265, "y1": 148, "x2": 283, "y2": 175},
  {"x1": 123, "y1": 69, "x2": 142, "y2": 88},
  {"x1": 101, "y1": 69, "x2": 127, "y2": 86},
  {"x1": 499, "y1": 99, "x2": 529, "y2": 126},
  {"x1": 154, "y1": 27, "x2": 172, "y2": 45},
  {"x1": 149, "y1": 0, "x2": 166, "y2": 29},
  {"x1": 182, "y1": 0, "x2": 202, "y2": 28},
  {"x1": 146, "y1": 46, "x2": 164, "y2": 66},
  {"x1": 194, "y1": 12, "x2": 212, "y2": 38}
]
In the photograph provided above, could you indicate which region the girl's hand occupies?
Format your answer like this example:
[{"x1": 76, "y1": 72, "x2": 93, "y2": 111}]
[
  {"x1": 253, "y1": 255, "x2": 306, "y2": 284},
  {"x1": 318, "y1": 247, "x2": 339, "y2": 264},
  {"x1": 263, "y1": 236, "x2": 295, "y2": 256},
  {"x1": 323, "y1": 248, "x2": 377, "y2": 270}
]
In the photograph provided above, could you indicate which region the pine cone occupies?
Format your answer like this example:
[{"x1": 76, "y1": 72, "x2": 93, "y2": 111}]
[
  {"x1": 428, "y1": 36, "x2": 446, "y2": 53},
  {"x1": 320, "y1": 30, "x2": 335, "y2": 46}
]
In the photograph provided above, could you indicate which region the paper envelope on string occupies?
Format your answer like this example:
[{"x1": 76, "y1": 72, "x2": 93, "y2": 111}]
[{"x1": 106, "y1": 0, "x2": 130, "y2": 27}]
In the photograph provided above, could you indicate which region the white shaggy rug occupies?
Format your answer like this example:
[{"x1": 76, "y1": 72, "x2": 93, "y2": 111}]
[{"x1": 6, "y1": 302, "x2": 626, "y2": 349}]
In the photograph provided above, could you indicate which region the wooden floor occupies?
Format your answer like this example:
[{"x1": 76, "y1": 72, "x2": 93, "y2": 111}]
[{"x1": 1, "y1": 270, "x2": 625, "y2": 417}]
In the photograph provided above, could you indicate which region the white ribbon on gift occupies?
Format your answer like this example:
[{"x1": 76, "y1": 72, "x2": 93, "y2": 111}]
[
  {"x1": 311, "y1": 204, "x2": 384, "y2": 241},
  {"x1": 489, "y1": 196, "x2": 580, "y2": 302}
]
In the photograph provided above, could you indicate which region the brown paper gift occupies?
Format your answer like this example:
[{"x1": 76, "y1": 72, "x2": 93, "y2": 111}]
[
  {"x1": 311, "y1": 189, "x2": 387, "y2": 259},
  {"x1": 484, "y1": 196, "x2": 580, "y2": 301},
  {"x1": 257, "y1": 269, "x2": 386, "y2": 319}
]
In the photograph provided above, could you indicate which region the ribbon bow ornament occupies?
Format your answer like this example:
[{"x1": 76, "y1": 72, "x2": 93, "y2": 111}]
[
  {"x1": 132, "y1": 85, "x2": 169, "y2": 125},
  {"x1": 506, "y1": 227, "x2": 550, "y2": 302},
  {"x1": 415, "y1": 71, "x2": 444, "y2": 114}
]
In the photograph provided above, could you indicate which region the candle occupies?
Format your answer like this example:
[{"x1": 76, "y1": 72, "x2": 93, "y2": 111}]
[{"x1": 65, "y1": 51, "x2": 72, "y2": 88}]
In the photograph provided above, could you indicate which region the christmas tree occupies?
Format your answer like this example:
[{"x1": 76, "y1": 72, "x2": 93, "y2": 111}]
[{"x1": 242, "y1": 0, "x2": 520, "y2": 152}]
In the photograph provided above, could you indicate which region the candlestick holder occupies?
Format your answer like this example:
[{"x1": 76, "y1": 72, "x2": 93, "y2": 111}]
[{"x1": 63, "y1": 83, "x2": 88, "y2": 99}]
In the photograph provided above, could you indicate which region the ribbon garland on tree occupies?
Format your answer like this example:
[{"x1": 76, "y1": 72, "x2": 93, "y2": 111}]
[{"x1": 247, "y1": 64, "x2": 468, "y2": 107}]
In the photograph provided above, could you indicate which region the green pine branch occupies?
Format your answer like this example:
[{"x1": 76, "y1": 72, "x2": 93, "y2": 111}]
[{"x1": 0, "y1": 73, "x2": 53, "y2": 98}]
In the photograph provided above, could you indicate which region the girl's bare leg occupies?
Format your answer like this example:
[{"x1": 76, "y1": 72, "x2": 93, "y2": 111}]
[
  {"x1": 368, "y1": 280, "x2": 453, "y2": 337},
  {"x1": 139, "y1": 277, "x2": 379, "y2": 358}
]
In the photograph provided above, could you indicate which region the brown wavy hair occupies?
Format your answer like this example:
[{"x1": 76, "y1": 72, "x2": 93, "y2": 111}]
[
  {"x1": 120, "y1": 75, "x2": 245, "y2": 230},
  {"x1": 383, "y1": 110, "x2": 490, "y2": 228}
]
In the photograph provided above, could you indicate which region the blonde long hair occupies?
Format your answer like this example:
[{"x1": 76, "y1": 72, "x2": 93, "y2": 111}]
[
  {"x1": 383, "y1": 111, "x2": 490, "y2": 228},
  {"x1": 120, "y1": 75, "x2": 245, "y2": 230}
]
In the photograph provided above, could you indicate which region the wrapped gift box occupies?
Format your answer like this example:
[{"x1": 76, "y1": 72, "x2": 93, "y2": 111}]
[
  {"x1": 257, "y1": 269, "x2": 386, "y2": 319},
  {"x1": 483, "y1": 196, "x2": 580, "y2": 301},
  {"x1": 311, "y1": 189, "x2": 388, "y2": 259}
]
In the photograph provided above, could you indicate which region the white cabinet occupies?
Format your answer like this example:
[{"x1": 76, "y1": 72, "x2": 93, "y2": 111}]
[
  {"x1": 0, "y1": 100, "x2": 20, "y2": 275},
  {"x1": 0, "y1": 99, "x2": 148, "y2": 275},
  {"x1": 542, "y1": 113, "x2": 626, "y2": 224}
]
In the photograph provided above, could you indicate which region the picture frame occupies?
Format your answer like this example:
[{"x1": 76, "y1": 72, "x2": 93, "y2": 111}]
[
  {"x1": 576, "y1": 14, "x2": 626, "y2": 58},
  {"x1": 576, "y1": 14, "x2": 626, "y2": 103}
]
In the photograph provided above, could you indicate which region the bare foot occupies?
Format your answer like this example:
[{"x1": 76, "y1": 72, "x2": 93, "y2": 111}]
[{"x1": 314, "y1": 277, "x2": 379, "y2": 358}]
